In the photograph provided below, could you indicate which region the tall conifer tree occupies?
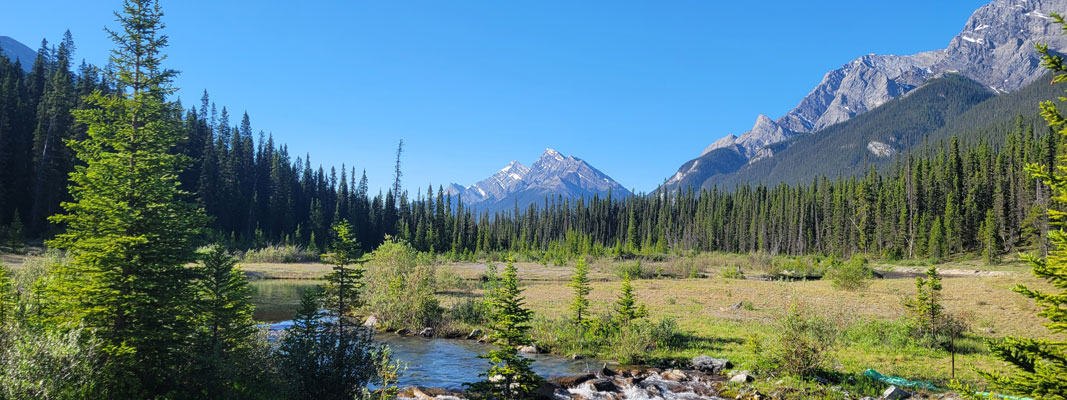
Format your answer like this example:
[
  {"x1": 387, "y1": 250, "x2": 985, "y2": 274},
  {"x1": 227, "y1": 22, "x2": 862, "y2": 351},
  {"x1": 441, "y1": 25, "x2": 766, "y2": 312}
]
[{"x1": 45, "y1": 0, "x2": 204, "y2": 395}]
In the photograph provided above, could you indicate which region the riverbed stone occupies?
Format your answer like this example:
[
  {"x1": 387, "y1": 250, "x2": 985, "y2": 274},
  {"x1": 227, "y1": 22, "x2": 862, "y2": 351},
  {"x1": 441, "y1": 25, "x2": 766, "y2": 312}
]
[
  {"x1": 729, "y1": 372, "x2": 753, "y2": 383},
  {"x1": 419, "y1": 327, "x2": 434, "y2": 338},
  {"x1": 692, "y1": 355, "x2": 732, "y2": 375},
  {"x1": 395, "y1": 328, "x2": 411, "y2": 335},
  {"x1": 662, "y1": 369, "x2": 688, "y2": 382},
  {"x1": 532, "y1": 380, "x2": 559, "y2": 400},
  {"x1": 881, "y1": 385, "x2": 911, "y2": 400},
  {"x1": 363, "y1": 316, "x2": 378, "y2": 328},
  {"x1": 599, "y1": 364, "x2": 616, "y2": 377},
  {"x1": 550, "y1": 373, "x2": 596, "y2": 388},
  {"x1": 466, "y1": 328, "x2": 483, "y2": 340},
  {"x1": 517, "y1": 345, "x2": 539, "y2": 354},
  {"x1": 590, "y1": 378, "x2": 618, "y2": 392}
]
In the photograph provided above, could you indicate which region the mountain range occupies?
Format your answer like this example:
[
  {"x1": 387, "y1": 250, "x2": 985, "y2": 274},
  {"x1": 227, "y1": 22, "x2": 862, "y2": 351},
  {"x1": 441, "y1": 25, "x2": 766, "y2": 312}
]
[
  {"x1": 664, "y1": 0, "x2": 1067, "y2": 192},
  {"x1": 443, "y1": 148, "x2": 631, "y2": 212}
]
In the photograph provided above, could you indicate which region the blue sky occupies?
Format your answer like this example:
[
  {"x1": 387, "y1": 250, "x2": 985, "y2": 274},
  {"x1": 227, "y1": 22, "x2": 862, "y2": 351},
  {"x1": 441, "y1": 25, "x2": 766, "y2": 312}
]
[{"x1": 2, "y1": 0, "x2": 987, "y2": 194}]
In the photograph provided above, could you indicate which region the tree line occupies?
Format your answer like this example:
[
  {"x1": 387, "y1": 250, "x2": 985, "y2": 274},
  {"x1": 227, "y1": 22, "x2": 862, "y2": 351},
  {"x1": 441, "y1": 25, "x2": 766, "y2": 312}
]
[{"x1": 0, "y1": 24, "x2": 1059, "y2": 263}]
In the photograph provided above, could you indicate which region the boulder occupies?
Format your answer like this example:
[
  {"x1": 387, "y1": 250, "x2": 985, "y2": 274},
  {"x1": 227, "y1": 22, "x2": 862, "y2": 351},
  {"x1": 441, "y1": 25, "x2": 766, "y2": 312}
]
[
  {"x1": 570, "y1": 354, "x2": 584, "y2": 360},
  {"x1": 418, "y1": 327, "x2": 434, "y2": 338},
  {"x1": 590, "y1": 378, "x2": 618, "y2": 392},
  {"x1": 466, "y1": 328, "x2": 483, "y2": 340},
  {"x1": 881, "y1": 385, "x2": 911, "y2": 400},
  {"x1": 517, "y1": 345, "x2": 539, "y2": 354},
  {"x1": 662, "y1": 369, "x2": 688, "y2": 382},
  {"x1": 532, "y1": 380, "x2": 560, "y2": 400},
  {"x1": 411, "y1": 386, "x2": 454, "y2": 399},
  {"x1": 395, "y1": 328, "x2": 411, "y2": 335},
  {"x1": 362, "y1": 315, "x2": 378, "y2": 329},
  {"x1": 692, "y1": 356, "x2": 732, "y2": 375},
  {"x1": 599, "y1": 364, "x2": 616, "y2": 377},
  {"x1": 550, "y1": 373, "x2": 596, "y2": 388},
  {"x1": 729, "y1": 372, "x2": 753, "y2": 383}
]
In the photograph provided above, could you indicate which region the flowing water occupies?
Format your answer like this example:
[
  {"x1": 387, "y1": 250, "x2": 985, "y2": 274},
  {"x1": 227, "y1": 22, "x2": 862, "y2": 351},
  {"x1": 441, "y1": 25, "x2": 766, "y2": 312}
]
[{"x1": 250, "y1": 280, "x2": 599, "y2": 389}]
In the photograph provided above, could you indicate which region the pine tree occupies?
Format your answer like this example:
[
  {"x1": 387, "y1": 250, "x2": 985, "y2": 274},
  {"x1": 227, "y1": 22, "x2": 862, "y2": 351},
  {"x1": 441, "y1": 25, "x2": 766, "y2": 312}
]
[
  {"x1": 983, "y1": 209, "x2": 1000, "y2": 264},
  {"x1": 318, "y1": 219, "x2": 382, "y2": 400},
  {"x1": 6, "y1": 212, "x2": 23, "y2": 254},
  {"x1": 973, "y1": 25, "x2": 1067, "y2": 399},
  {"x1": 466, "y1": 255, "x2": 542, "y2": 400},
  {"x1": 279, "y1": 287, "x2": 327, "y2": 397},
  {"x1": 308, "y1": 231, "x2": 320, "y2": 255},
  {"x1": 928, "y1": 216, "x2": 946, "y2": 262},
  {"x1": 905, "y1": 266, "x2": 944, "y2": 346},
  {"x1": 322, "y1": 219, "x2": 365, "y2": 327},
  {"x1": 44, "y1": 0, "x2": 204, "y2": 395},
  {"x1": 567, "y1": 256, "x2": 591, "y2": 326},
  {"x1": 190, "y1": 245, "x2": 258, "y2": 397},
  {"x1": 614, "y1": 272, "x2": 647, "y2": 324}
]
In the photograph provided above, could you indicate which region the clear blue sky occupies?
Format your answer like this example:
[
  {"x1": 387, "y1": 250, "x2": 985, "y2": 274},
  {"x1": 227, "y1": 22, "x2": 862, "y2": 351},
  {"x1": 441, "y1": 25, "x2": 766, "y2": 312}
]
[{"x1": 2, "y1": 0, "x2": 988, "y2": 194}]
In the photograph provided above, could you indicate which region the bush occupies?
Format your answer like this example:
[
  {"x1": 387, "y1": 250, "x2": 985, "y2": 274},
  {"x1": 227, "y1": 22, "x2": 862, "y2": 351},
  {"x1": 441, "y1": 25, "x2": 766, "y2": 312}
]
[
  {"x1": 614, "y1": 260, "x2": 645, "y2": 279},
  {"x1": 241, "y1": 244, "x2": 318, "y2": 263},
  {"x1": 769, "y1": 302, "x2": 839, "y2": 377},
  {"x1": 364, "y1": 239, "x2": 442, "y2": 331},
  {"x1": 607, "y1": 317, "x2": 683, "y2": 365},
  {"x1": 720, "y1": 265, "x2": 745, "y2": 279},
  {"x1": 0, "y1": 326, "x2": 104, "y2": 399},
  {"x1": 825, "y1": 255, "x2": 874, "y2": 291},
  {"x1": 447, "y1": 297, "x2": 488, "y2": 326}
]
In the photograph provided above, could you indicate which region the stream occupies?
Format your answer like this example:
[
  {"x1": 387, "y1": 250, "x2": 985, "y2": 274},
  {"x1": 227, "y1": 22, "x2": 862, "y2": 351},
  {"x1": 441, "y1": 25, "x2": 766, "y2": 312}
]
[{"x1": 250, "y1": 280, "x2": 601, "y2": 389}]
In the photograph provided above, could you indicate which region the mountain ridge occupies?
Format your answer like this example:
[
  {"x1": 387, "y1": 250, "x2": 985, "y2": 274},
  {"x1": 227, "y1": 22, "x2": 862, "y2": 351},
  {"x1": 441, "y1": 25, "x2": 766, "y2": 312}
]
[
  {"x1": 445, "y1": 148, "x2": 631, "y2": 213},
  {"x1": 666, "y1": 0, "x2": 1067, "y2": 191}
]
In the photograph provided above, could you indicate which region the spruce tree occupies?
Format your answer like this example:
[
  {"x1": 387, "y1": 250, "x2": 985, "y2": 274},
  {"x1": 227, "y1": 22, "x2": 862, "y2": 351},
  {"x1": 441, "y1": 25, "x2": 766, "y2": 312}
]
[
  {"x1": 318, "y1": 219, "x2": 382, "y2": 400},
  {"x1": 973, "y1": 22, "x2": 1067, "y2": 399},
  {"x1": 905, "y1": 266, "x2": 944, "y2": 346},
  {"x1": 928, "y1": 216, "x2": 946, "y2": 262},
  {"x1": 44, "y1": 0, "x2": 204, "y2": 395},
  {"x1": 6, "y1": 212, "x2": 23, "y2": 254},
  {"x1": 567, "y1": 256, "x2": 591, "y2": 326},
  {"x1": 983, "y1": 209, "x2": 1000, "y2": 264},
  {"x1": 615, "y1": 272, "x2": 647, "y2": 324},
  {"x1": 190, "y1": 245, "x2": 258, "y2": 398},
  {"x1": 322, "y1": 219, "x2": 365, "y2": 328},
  {"x1": 466, "y1": 255, "x2": 542, "y2": 400},
  {"x1": 279, "y1": 287, "x2": 327, "y2": 397}
]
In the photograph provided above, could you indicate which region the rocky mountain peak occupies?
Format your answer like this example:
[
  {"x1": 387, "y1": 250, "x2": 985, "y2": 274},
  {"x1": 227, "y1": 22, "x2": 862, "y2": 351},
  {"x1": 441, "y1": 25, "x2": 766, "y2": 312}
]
[
  {"x1": 668, "y1": 0, "x2": 1067, "y2": 192},
  {"x1": 447, "y1": 148, "x2": 630, "y2": 212}
]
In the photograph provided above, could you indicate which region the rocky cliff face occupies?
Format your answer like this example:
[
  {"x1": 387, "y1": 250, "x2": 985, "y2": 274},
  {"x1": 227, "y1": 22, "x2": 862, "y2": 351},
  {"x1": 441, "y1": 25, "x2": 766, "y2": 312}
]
[
  {"x1": 445, "y1": 149, "x2": 630, "y2": 212},
  {"x1": 670, "y1": 0, "x2": 1067, "y2": 190}
]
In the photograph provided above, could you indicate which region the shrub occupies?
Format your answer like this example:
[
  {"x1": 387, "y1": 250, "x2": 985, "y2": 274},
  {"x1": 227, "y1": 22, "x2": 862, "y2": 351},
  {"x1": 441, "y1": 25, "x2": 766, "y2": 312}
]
[
  {"x1": 720, "y1": 265, "x2": 745, "y2": 279},
  {"x1": 769, "y1": 302, "x2": 839, "y2": 377},
  {"x1": 241, "y1": 244, "x2": 318, "y2": 263},
  {"x1": 825, "y1": 255, "x2": 874, "y2": 291},
  {"x1": 364, "y1": 239, "x2": 442, "y2": 331},
  {"x1": 614, "y1": 260, "x2": 644, "y2": 279},
  {"x1": 447, "y1": 298, "x2": 488, "y2": 326},
  {"x1": 0, "y1": 326, "x2": 104, "y2": 399},
  {"x1": 607, "y1": 317, "x2": 683, "y2": 365}
]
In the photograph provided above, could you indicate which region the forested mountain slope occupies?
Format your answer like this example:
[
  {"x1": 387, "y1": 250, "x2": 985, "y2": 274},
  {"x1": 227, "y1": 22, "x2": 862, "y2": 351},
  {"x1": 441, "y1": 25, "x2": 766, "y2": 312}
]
[
  {"x1": 664, "y1": 0, "x2": 1067, "y2": 192},
  {"x1": 703, "y1": 73, "x2": 1064, "y2": 188}
]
